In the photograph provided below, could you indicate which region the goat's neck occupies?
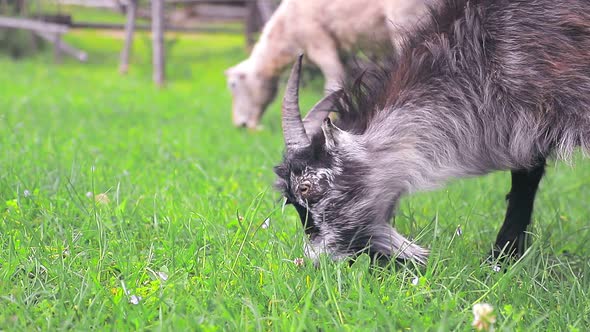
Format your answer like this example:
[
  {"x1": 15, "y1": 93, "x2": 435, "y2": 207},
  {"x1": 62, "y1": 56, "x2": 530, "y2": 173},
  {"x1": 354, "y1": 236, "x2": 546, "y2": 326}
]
[
  {"x1": 359, "y1": 107, "x2": 490, "y2": 196},
  {"x1": 248, "y1": 20, "x2": 297, "y2": 79}
]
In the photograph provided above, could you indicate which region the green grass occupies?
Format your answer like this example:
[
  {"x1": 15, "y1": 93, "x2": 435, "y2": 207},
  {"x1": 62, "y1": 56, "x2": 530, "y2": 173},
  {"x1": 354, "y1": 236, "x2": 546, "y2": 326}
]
[{"x1": 1, "y1": 30, "x2": 589, "y2": 331}]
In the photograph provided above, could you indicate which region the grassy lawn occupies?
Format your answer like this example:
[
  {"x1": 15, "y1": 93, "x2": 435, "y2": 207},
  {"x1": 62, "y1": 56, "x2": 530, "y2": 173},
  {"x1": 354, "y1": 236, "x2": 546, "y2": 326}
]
[{"x1": 1, "y1": 29, "x2": 589, "y2": 331}]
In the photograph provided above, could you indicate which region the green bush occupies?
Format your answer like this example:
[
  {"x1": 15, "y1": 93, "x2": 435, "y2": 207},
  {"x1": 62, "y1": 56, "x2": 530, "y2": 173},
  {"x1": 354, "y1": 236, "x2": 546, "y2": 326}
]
[{"x1": 0, "y1": 28, "x2": 45, "y2": 58}]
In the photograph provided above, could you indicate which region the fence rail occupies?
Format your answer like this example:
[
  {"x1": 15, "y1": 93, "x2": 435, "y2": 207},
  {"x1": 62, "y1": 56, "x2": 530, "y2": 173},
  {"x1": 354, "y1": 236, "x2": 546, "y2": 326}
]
[
  {"x1": 70, "y1": 21, "x2": 241, "y2": 33},
  {"x1": 0, "y1": 16, "x2": 69, "y2": 33}
]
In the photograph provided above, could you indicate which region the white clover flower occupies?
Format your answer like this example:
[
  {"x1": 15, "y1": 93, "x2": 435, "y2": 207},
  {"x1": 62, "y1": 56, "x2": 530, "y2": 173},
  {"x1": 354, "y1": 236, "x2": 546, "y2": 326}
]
[
  {"x1": 156, "y1": 271, "x2": 168, "y2": 281},
  {"x1": 146, "y1": 267, "x2": 169, "y2": 282},
  {"x1": 95, "y1": 193, "x2": 110, "y2": 204},
  {"x1": 472, "y1": 303, "x2": 496, "y2": 331},
  {"x1": 261, "y1": 218, "x2": 270, "y2": 229},
  {"x1": 129, "y1": 295, "x2": 142, "y2": 305},
  {"x1": 293, "y1": 258, "x2": 304, "y2": 266},
  {"x1": 120, "y1": 279, "x2": 142, "y2": 305}
]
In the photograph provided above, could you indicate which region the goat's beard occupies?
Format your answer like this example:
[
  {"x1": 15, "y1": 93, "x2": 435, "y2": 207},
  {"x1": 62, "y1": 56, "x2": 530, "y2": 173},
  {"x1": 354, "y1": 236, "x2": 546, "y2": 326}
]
[
  {"x1": 368, "y1": 223, "x2": 429, "y2": 265},
  {"x1": 303, "y1": 223, "x2": 429, "y2": 266}
]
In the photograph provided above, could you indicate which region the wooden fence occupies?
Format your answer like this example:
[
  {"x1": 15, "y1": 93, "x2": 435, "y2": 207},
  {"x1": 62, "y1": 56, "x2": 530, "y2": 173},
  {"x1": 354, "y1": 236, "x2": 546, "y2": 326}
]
[{"x1": 1, "y1": 0, "x2": 277, "y2": 85}]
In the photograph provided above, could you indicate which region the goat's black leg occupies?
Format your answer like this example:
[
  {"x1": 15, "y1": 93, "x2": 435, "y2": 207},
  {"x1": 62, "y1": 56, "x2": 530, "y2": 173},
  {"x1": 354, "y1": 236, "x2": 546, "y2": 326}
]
[{"x1": 492, "y1": 160, "x2": 546, "y2": 259}]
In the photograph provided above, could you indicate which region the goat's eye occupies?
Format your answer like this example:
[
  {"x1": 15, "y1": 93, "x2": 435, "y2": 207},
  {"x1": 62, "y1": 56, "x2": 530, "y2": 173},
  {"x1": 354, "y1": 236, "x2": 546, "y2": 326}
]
[{"x1": 299, "y1": 182, "x2": 311, "y2": 196}]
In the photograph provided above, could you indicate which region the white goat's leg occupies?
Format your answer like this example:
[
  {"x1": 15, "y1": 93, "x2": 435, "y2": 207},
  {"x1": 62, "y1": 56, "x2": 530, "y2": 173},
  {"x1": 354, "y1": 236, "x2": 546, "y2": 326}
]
[{"x1": 306, "y1": 39, "x2": 345, "y2": 94}]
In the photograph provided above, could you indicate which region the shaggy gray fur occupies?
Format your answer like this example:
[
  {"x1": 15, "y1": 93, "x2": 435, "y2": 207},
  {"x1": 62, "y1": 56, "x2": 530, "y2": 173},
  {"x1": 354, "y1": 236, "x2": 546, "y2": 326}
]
[{"x1": 274, "y1": 0, "x2": 590, "y2": 264}]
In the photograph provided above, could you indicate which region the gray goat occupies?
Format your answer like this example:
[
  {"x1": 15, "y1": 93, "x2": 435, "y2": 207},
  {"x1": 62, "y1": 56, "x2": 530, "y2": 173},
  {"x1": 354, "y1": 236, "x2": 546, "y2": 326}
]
[{"x1": 274, "y1": 0, "x2": 590, "y2": 265}]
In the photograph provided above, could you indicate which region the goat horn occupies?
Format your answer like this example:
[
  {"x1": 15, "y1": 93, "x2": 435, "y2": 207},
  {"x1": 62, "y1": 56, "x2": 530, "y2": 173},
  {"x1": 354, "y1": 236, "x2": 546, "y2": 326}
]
[
  {"x1": 303, "y1": 89, "x2": 344, "y2": 138},
  {"x1": 282, "y1": 54, "x2": 310, "y2": 151}
]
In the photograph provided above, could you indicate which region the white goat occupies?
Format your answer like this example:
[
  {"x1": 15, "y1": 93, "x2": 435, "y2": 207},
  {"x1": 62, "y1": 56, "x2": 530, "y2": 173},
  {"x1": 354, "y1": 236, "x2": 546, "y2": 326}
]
[{"x1": 225, "y1": 0, "x2": 432, "y2": 129}]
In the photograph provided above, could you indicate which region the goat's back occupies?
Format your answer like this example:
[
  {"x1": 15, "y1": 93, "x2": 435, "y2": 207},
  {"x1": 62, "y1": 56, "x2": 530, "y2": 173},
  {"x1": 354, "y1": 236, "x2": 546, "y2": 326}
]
[{"x1": 338, "y1": 0, "x2": 590, "y2": 162}]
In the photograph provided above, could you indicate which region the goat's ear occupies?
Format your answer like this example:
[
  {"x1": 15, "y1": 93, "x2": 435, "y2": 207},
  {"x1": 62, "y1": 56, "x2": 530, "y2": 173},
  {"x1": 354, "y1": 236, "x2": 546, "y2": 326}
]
[{"x1": 321, "y1": 117, "x2": 340, "y2": 150}]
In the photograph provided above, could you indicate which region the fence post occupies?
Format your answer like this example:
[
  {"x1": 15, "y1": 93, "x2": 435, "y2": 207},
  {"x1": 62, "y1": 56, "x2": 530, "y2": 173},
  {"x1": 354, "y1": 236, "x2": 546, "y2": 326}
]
[
  {"x1": 120, "y1": 0, "x2": 137, "y2": 74},
  {"x1": 244, "y1": 0, "x2": 258, "y2": 50},
  {"x1": 257, "y1": 0, "x2": 273, "y2": 22},
  {"x1": 54, "y1": 33, "x2": 63, "y2": 62},
  {"x1": 152, "y1": 0, "x2": 165, "y2": 86}
]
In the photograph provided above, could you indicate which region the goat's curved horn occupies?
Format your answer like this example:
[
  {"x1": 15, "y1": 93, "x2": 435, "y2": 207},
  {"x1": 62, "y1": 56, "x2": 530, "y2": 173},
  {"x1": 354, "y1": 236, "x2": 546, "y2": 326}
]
[
  {"x1": 303, "y1": 89, "x2": 344, "y2": 138},
  {"x1": 282, "y1": 54, "x2": 310, "y2": 151}
]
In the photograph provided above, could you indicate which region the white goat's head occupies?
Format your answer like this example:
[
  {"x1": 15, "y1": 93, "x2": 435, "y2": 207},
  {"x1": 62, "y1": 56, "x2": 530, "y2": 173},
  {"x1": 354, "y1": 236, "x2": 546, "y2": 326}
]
[{"x1": 225, "y1": 60, "x2": 278, "y2": 129}]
